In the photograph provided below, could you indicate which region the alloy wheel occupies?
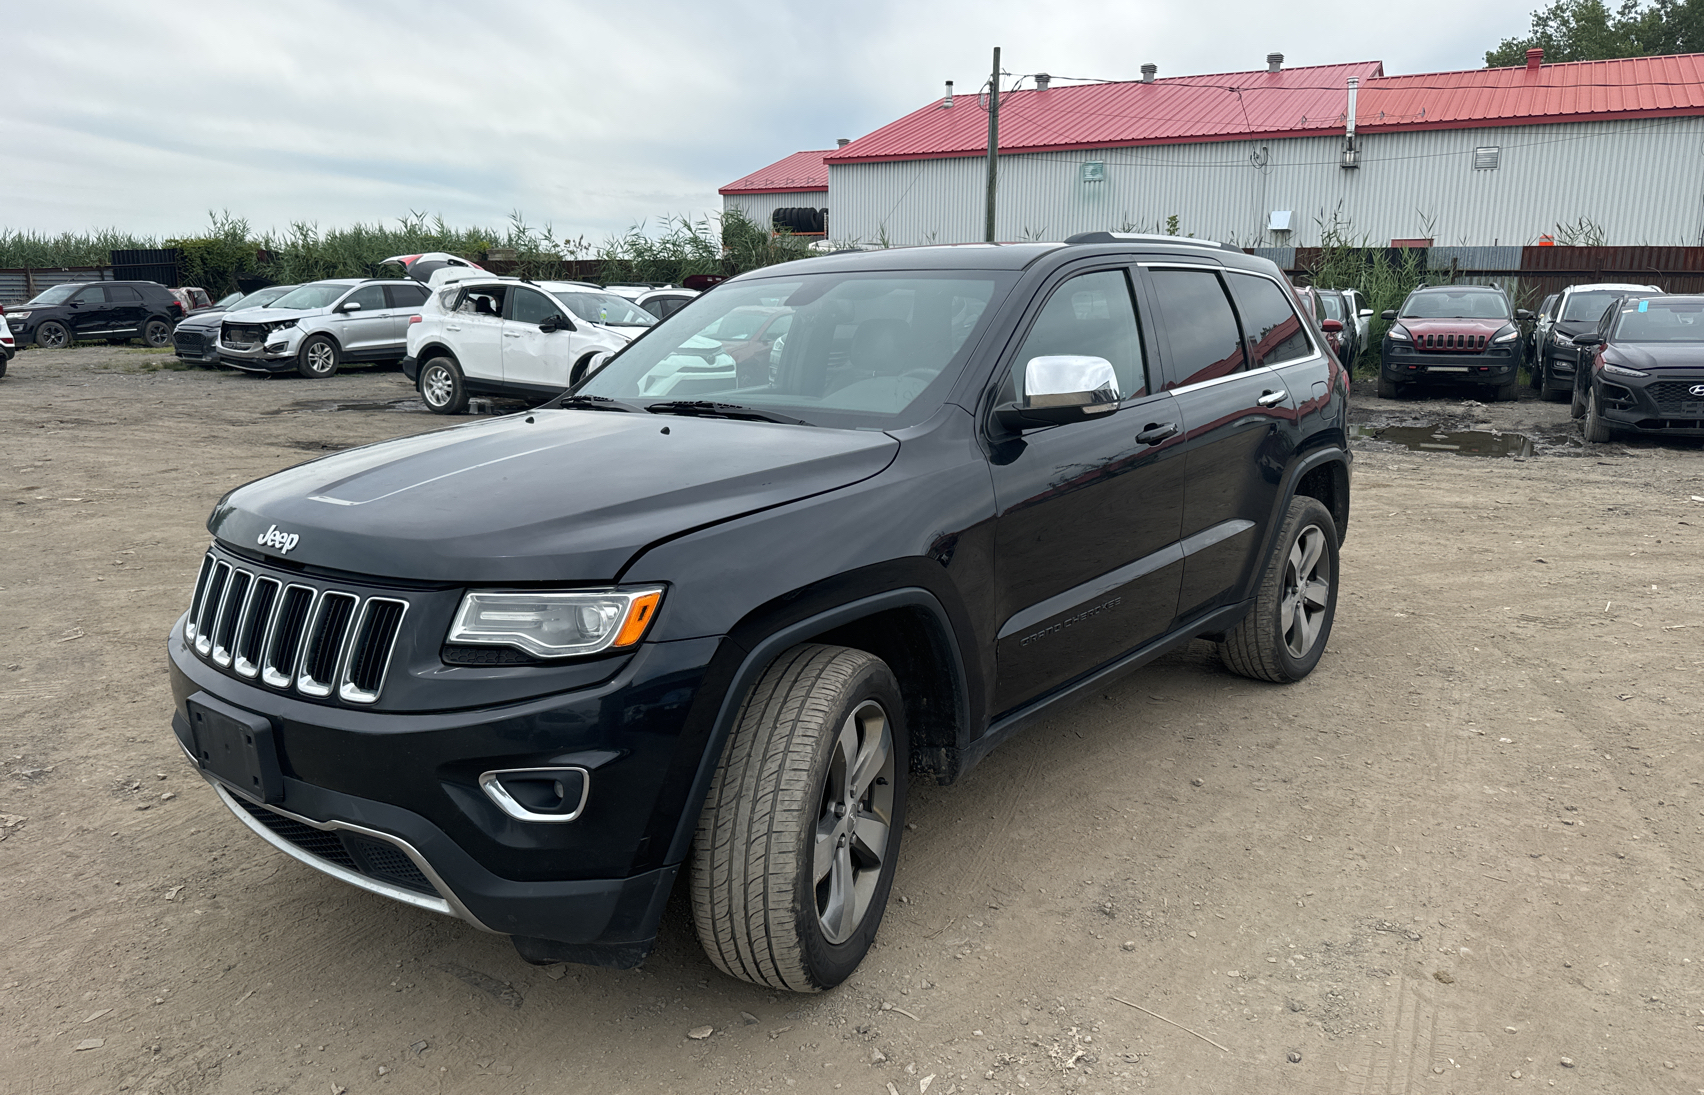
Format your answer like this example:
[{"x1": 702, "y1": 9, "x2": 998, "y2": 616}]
[
  {"x1": 422, "y1": 365, "x2": 453, "y2": 407},
  {"x1": 1280, "y1": 525, "x2": 1331, "y2": 658},
  {"x1": 813, "y1": 699, "x2": 895, "y2": 945},
  {"x1": 304, "y1": 341, "x2": 335, "y2": 375},
  {"x1": 39, "y1": 324, "x2": 67, "y2": 349}
]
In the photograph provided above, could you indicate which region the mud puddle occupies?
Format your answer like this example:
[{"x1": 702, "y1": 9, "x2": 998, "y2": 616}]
[{"x1": 1351, "y1": 424, "x2": 1533, "y2": 457}]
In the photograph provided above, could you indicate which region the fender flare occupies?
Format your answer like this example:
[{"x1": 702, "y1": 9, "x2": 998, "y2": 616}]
[
  {"x1": 1236, "y1": 445, "x2": 1350, "y2": 606},
  {"x1": 662, "y1": 587, "x2": 968, "y2": 865}
]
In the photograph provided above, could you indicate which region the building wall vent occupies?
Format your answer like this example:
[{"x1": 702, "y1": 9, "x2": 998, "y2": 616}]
[
  {"x1": 1268, "y1": 210, "x2": 1293, "y2": 232},
  {"x1": 1079, "y1": 161, "x2": 1106, "y2": 183},
  {"x1": 1473, "y1": 146, "x2": 1501, "y2": 171}
]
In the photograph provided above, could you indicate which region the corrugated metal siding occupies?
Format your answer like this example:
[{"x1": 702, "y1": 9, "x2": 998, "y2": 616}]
[
  {"x1": 723, "y1": 191, "x2": 830, "y2": 234},
  {"x1": 0, "y1": 267, "x2": 113, "y2": 304},
  {"x1": 828, "y1": 116, "x2": 1704, "y2": 248}
]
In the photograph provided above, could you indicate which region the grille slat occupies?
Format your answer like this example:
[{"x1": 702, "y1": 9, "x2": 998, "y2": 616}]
[
  {"x1": 263, "y1": 585, "x2": 316, "y2": 689},
  {"x1": 298, "y1": 592, "x2": 358, "y2": 697},
  {"x1": 190, "y1": 548, "x2": 408, "y2": 704},
  {"x1": 211, "y1": 570, "x2": 252, "y2": 667},
  {"x1": 186, "y1": 554, "x2": 215, "y2": 642},
  {"x1": 195, "y1": 563, "x2": 231, "y2": 655}
]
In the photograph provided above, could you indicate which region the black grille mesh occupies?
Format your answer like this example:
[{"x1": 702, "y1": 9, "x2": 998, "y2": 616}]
[
  {"x1": 348, "y1": 601, "x2": 405, "y2": 693},
  {"x1": 303, "y1": 594, "x2": 357, "y2": 687},
  {"x1": 1648, "y1": 380, "x2": 1704, "y2": 415},
  {"x1": 232, "y1": 799, "x2": 436, "y2": 895},
  {"x1": 267, "y1": 586, "x2": 314, "y2": 681}
]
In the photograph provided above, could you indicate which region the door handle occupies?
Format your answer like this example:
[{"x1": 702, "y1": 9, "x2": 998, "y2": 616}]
[
  {"x1": 1257, "y1": 389, "x2": 1288, "y2": 407},
  {"x1": 1136, "y1": 422, "x2": 1179, "y2": 445},
  {"x1": 503, "y1": 332, "x2": 522, "y2": 338},
  {"x1": 445, "y1": 324, "x2": 462, "y2": 331}
]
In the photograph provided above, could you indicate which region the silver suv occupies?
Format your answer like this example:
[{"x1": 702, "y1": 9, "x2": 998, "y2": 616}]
[{"x1": 219, "y1": 279, "x2": 431, "y2": 378}]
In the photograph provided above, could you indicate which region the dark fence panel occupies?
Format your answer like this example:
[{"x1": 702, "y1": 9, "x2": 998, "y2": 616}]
[
  {"x1": 110, "y1": 248, "x2": 183, "y2": 286},
  {"x1": 0, "y1": 267, "x2": 114, "y2": 303}
]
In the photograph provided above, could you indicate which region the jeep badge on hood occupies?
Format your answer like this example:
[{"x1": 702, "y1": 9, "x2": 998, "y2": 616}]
[{"x1": 257, "y1": 524, "x2": 300, "y2": 554}]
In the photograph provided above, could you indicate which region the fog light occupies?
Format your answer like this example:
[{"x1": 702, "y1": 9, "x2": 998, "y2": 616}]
[{"x1": 479, "y1": 767, "x2": 590, "y2": 822}]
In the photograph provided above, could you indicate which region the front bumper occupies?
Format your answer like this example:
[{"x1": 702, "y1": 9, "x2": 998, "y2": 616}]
[
  {"x1": 168, "y1": 616, "x2": 729, "y2": 965},
  {"x1": 220, "y1": 327, "x2": 303, "y2": 371},
  {"x1": 1382, "y1": 348, "x2": 1519, "y2": 386},
  {"x1": 401, "y1": 355, "x2": 419, "y2": 382},
  {"x1": 172, "y1": 328, "x2": 221, "y2": 363},
  {"x1": 1596, "y1": 373, "x2": 1704, "y2": 435}
]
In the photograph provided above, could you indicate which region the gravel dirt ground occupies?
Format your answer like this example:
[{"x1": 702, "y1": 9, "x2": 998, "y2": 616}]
[{"x1": 2, "y1": 347, "x2": 1703, "y2": 1095}]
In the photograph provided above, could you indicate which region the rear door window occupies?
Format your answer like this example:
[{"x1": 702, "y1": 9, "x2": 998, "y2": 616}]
[
  {"x1": 386, "y1": 283, "x2": 429, "y2": 308},
  {"x1": 1225, "y1": 272, "x2": 1313, "y2": 367},
  {"x1": 1146, "y1": 268, "x2": 1247, "y2": 387}
]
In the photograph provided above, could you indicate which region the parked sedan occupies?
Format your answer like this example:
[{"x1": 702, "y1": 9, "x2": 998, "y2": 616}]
[
  {"x1": 1570, "y1": 294, "x2": 1704, "y2": 442},
  {"x1": 172, "y1": 284, "x2": 297, "y2": 364}
]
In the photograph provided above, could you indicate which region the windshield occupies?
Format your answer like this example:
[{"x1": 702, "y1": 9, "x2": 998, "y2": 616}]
[
  {"x1": 26, "y1": 284, "x2": 82, "y2": 306},
  {"x1": 1400, "y1": 291, "x2": 1511, "y2": 320},
  {"x1": 270, "y1": 283, "x2": 351, "y2": 310},
  {"x1": 575, "y1": 271, "x2": 1008, "y2": 429},
  {"x1": 231, "y1": 286, "x2": 294, "y2": 310},
  {"x1": 548, "y1": 289, "x2": 656, "y2": 327},
  {"x1": 700, "y1": 307, "x2": 783, "y2": 341},
  {"x1": 1562, "y1": 289, "x2": 1635, "y2": 323},
  {"x1": 1611, "y1": 300, "x2": 1704, "y2": 342},
  {"x1": 1318, "y1": 293, "x2": 1344, "y2": 320}
]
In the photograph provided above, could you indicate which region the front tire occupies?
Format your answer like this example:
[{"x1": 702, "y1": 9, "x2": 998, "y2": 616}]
[
  {"x1": 1539, "y1": 358, "x2": 1568, "y2": 402},
  {"x1": 1219, "y1": 496, "x2": 1339, "y2": 683},
  {"x1": 296, "y1": 335, "x2": 338, "y2": 379},
  {"x1": 1376, "y1": 376, "x2": 1399, "y2": 399},
  {"x1": 35, "y1": 321, "x2": 69, "y2": 349},
  {"x1": 142, "y1": 319, "x2": 172, "y2": 348},
  {"x1": 691, "y1": 644, "x2": 908, "y2": 992},
  {"x1": 1582, "y1": 387, "x2": 1617, "y2": 443},
  {"x1": 418, "y1": 356, "x2": 468, "y2": 414},
  {"x1": 1492, "y1": 376, "x2": 1519, "y2": 402}
]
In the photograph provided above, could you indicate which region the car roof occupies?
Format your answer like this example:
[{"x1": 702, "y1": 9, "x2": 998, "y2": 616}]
[
  {"x1": 1412, "y1": 284, "x2": 1503, "y2": 293},
  {"x1": 1618, "y1": 293, "x2": 1703, "y2": 303},
  {"x1": 1564, "y1": 282, "x2": 1662, "y2": 292}
]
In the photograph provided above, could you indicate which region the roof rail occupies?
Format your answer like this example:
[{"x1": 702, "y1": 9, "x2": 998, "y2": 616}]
[{"x1": 1063, "y1": 231, "x2": 1238, "y2": 251}]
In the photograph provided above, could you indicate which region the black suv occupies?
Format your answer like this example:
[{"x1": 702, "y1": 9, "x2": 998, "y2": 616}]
[
  {"x1": 167, "y1": 236, "x2": 1350, "y2": 991},
  {"x1": 7, "y1": 280, "x2": 183, "y2": 349}
]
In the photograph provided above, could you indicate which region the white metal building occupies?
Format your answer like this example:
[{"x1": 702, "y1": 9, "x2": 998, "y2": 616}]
[
  {"x1": 815, "y1": 52, "x2": 1704, "y2": 248},
  {"x1": 720, "y1": 149, "x2": 831, "y2": 232}
]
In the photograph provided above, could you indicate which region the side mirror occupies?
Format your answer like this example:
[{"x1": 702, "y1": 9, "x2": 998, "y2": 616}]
[
  {"x1": 1570, "y1": 333, "x2": 1601, "y2": 347},
  {"x1": 338, "y1": 301, "x2": 362, "y2": 313},
  {"x1": 996, "y1": 355, "x2": 1119, "y2": 431},
  {"x1": 1320, "y1": 319, "x2": 1344, "y2": 333},
  {"x1": 1515, "y1": 309, "x2": 1534, "y2": 321},
  {"x1": 1357, "y1": 309, "x2": 1374, "y2": 318},
  {"x1": 1380, "y1": 309, "x2": 1397, "y2": 321},
  {"x1": 542, "y1": 313, "x2": 574, "y2": 333}
]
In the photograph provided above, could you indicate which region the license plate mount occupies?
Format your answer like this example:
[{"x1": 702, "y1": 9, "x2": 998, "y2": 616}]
[{"x1": 187, "y1": 692, "x2": 284, "y2": 803}]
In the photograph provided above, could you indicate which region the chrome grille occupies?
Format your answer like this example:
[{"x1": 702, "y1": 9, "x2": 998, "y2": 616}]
[{"x1": 186, "y1": 552, "x2": 408, "y2": 704}]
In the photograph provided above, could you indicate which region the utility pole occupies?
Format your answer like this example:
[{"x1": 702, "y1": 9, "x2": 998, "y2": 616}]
[{"x1": 985, "y1": 46, "x2": 1001, "y2": 243}]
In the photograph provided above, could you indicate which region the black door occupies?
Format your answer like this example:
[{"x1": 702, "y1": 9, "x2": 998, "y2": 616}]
[
  {"x1": 106, "y1": 285, "x2": 147, "y2": 336},
  {"x1": 989, "y1": 267, "x2": 1187, "y2": 714},
  {"x1": 65, "y1": 284, "x2": 113, "y2": 338},
  {"x1": 1142, "y1": 265, "x2": 1301, "y2": 621}
]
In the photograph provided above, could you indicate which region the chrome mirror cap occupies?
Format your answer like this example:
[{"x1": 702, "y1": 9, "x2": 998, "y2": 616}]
[{"x1": 1023, "y1": 355, "x2": 1120, "y2": 410}]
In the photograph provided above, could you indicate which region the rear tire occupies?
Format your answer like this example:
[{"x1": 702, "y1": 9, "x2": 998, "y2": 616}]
[
  {"x1": 296, "y1": 335, "x2": 338, "y2": 379},
  {"x1": 1219, "y1": 495, "x2": 1339, "y2": 683},
  {"x1": 142, "y1": 319, "x2": 171, "y2": 348},
  {"x1": 418, "y1": 356, "x2": 468, "y2": 414},
  {"x1": 1539, "y1": 359, "x2": 1568, "y2": 402},
  {"x1": 1582, "y1": 387, "x2": 1617, "y2": 443},
  {"x1": 691, "y1": 644, "x2": 907, "y2": 992}
]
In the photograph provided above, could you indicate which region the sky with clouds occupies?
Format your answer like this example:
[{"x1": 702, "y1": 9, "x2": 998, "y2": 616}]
[{"x1": 3, "y1": 0, "x2": 1539, "y2": 242}]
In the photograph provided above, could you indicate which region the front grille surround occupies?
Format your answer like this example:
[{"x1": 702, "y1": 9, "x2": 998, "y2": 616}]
[
  {"x1": 186, "y1": 550, "x2": 408, "y2": 705},
  {"x1": 1648, "y1": 379, "x2": 1704, "y2": 414}
]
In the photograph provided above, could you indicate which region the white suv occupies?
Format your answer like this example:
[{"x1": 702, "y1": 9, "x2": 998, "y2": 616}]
[{"x1": 404, "y1": 278, "x2": 664, "y2": 414}]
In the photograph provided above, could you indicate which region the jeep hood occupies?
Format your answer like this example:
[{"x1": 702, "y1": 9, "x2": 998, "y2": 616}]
[{"x1": 208, "y1": 410, "x2": 899, "y2": 582}]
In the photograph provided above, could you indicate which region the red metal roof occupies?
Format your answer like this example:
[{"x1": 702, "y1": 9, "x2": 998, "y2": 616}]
[
  {"x1": 719, "y1": 149, "x2": 832, "y2": 195},
  {"x1": 825, "y1": 53, "x2": 1704, "y2": 163}
]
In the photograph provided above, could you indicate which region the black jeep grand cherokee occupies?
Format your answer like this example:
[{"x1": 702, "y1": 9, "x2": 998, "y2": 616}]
[{"x1": 167, "y1": 235, "x2": 1350, "y2": 991}]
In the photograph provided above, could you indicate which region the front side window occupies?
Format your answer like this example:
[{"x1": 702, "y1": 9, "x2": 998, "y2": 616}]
[
  {"x1": 1225, "y1": 272, "x2": 1312, "y2": 367},
  {"x1": 26, "y1": 284, "x2": 81, "y2": 306},
  {"x1": 1147, "y1": 268, "x2": 1247, "y2": 386},
  {"x1": 509, "y1": 288, "x2": 559, "y2": 325},
  {"x1": 576, "y1": 271, "x2": 1009, "y2": 429},
  {"x1": 344, "y1": 285, "x2": 387, "y2": 312},
  {"x1": 1009, "y1": 269, "x2": 1146, "y2": 401}
]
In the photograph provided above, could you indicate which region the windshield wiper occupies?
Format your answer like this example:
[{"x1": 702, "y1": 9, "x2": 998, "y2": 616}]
[
  {"x1": 645, "y1": 401, "x2": 810, "y2": 426},
  {"x1": 553, "y1": 394, "x2": 644, "y2": 412}
]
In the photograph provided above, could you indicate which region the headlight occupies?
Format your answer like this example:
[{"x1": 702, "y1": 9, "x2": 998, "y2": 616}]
[
  {"x1": 448, "y1": 587, "x2": 664, "y2": 658},
  {"x1": 1492, "y1": 325, "x2": 1520, "y2": 343},
  {"x1": 265, "y1": 319, "x2": 299, "y2": 333},
  {"x1": 1386, "y1": 325, "x2": 1412, "y2": 341},
  {"x1": 7, "y1": 310, "x2": 31, "y2": 320},
  {"x1": 1601, "y1": 362, "x2": 1649, "y2": 378}
]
